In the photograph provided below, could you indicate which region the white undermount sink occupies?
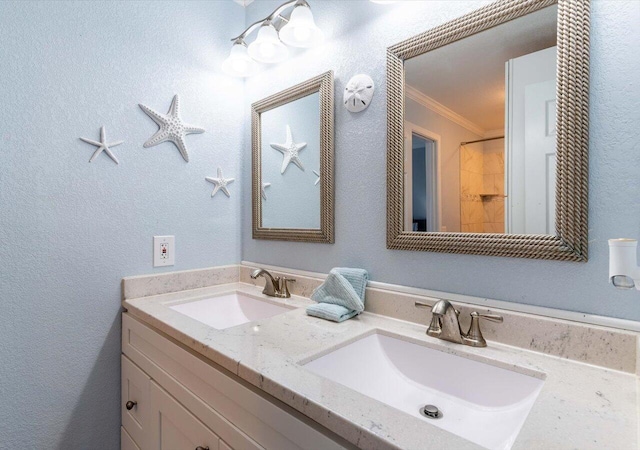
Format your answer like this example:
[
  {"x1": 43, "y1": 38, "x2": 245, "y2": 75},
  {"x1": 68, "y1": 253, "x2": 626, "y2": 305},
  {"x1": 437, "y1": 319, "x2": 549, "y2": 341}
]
[
  {"x1": 303, "y1": 332, "x2": 545, "y2": 450},
  {"x1": 169, "y1": 292, "x2": 293, "y2": 330}
]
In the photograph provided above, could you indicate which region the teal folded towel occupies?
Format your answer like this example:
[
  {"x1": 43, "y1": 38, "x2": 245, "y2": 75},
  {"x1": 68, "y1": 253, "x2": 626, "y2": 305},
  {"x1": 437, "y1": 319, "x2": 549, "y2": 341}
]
[
  {"x1": 306, "y1": 303, "x2": 359, "y2": 323},
  {"x1": 306, "y1": 268, "x2": 369, "y2": 322}
]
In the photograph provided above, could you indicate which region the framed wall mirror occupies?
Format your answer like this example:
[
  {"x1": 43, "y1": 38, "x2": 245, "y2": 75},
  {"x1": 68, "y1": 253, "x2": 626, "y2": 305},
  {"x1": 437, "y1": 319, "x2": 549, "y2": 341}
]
[
  {"x1": 252, "y1": 71, "x2": 334, "y2": 243},
  {"x1": 387, "y1": 0, "x2": 590, "y2": 261}
]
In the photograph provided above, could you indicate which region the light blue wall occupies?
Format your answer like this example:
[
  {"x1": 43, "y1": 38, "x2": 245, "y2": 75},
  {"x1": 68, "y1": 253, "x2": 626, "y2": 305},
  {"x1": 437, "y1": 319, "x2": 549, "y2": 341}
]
[
  {"x1": 242, "y1": 0, "x2": 640, "y2": 322},
  {"x1": 261, "y1": 92, "x2": 321, "y2": 229},
  {"x1": 0, "y1": 1, "x2": 244, "y2": 448}
]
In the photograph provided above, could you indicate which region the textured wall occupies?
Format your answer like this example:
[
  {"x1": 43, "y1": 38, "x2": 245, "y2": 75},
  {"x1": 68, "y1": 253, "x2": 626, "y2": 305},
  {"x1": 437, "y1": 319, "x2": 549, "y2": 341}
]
[
  {"x1": 0, "y1": 1, "x2": 243, "y2": 448},
  {"x1": 242, "y1": 0, "x2": 640, "y2": 321}
]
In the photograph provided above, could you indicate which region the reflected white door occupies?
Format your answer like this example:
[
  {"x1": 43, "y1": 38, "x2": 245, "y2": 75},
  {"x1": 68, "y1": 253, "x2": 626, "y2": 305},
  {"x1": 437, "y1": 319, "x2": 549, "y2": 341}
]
[
  {"x1": 505, "y1": 46, "x2": 557, "y2": 234},
  {"x1": 524, "y1": 80, "x2": 556, "y2": 234}
]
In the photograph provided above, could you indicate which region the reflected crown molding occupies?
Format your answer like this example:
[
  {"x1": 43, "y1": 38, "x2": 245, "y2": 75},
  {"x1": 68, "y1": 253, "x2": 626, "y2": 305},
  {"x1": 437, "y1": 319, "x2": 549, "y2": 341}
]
[{"x1": 405, "y1": 84, "x2": 485, "y2": 136}]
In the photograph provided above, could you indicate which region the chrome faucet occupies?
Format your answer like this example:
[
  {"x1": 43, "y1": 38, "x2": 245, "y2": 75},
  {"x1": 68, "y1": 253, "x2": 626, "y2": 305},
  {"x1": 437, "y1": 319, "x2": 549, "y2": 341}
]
[
  {"x1": 250, "y1": 268, "x2": 296, "y2": 298},
  {"x1": 415, "y1": 299, "x2": 503, "y2": 347}
]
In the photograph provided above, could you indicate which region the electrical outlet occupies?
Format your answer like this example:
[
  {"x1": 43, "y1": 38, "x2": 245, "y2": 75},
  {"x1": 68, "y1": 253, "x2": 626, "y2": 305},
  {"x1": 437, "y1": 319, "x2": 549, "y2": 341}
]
[{"x1": 153, "y1": 235, "x2": 175, "y2": 267}]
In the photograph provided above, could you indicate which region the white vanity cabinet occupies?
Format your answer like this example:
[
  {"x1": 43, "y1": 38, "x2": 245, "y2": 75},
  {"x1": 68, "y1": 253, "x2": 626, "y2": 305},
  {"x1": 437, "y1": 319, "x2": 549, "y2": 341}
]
[{"x1": 121, "y1": 313, "x2": 348, "y2": 450}]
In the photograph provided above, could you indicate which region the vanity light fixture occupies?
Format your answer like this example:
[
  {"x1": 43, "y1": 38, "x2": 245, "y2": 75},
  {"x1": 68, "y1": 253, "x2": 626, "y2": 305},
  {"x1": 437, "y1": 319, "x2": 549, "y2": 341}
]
[
  {"x1": 223, "y1": 0, "x2": 324, "y2": 77},
  {"x1": 609, "y1": 239, "x2": 640, "y2": 290}
]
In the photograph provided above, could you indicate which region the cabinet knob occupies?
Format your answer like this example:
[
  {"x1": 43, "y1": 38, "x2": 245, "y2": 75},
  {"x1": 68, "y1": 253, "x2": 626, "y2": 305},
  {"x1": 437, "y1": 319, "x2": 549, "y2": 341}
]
[
  {"x1": 125, "y1": 400, "x2": 137, "y2": 411},
  {"x1": 195, "y1": 447, "x2": 209, "y2": 450}
]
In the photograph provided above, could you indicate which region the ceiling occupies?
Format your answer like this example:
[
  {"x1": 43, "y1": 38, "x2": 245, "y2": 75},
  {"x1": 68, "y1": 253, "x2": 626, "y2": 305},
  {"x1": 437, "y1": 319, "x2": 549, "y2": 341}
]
[{"x1": 404, "y1": 5, "x2": 557, "y2": 133}]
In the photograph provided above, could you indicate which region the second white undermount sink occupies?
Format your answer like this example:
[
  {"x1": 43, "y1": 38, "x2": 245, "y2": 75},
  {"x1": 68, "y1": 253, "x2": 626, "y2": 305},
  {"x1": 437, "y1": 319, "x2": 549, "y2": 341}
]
[
  {"x1": 169, "y1": 291, "x2": 293, "y2": 330},
  {"x1": 303, "y1": 332, "x2": 545, "y2": 450}
]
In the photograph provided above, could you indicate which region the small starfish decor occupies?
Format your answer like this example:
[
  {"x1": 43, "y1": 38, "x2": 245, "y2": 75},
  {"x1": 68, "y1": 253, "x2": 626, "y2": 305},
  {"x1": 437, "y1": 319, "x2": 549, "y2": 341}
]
[
  {"x1": 261, "y1": 182, "x2": 271, "y2": 200},
  {"x1": 206, "y1": 168, "x2": 235, "y2": 198},
  {"x1": 313, "y1": 170, "x2": 320, "y2": 186},
  {"x1": 139, "y1": 95, "x2": 204, "y2": 162},
  {"x1": 270, "y1": 125, "x2": 306, "y2": 174},
  {"x1": 80, "y1": 126, "x2": 123, "y2": 164}
]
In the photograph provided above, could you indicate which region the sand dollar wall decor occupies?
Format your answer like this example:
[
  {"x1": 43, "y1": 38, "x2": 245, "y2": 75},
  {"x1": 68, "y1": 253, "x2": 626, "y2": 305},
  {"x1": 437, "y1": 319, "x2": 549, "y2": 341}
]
[{"x1": 343, "y1": 74, "x2": 375, "y2": 113}]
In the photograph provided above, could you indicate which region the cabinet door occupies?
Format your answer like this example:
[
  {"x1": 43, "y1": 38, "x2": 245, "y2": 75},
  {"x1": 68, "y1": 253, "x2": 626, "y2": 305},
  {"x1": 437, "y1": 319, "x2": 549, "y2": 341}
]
[
  {"x1": 149, "y1": 380, "x2": 220, "y2": 450},
  {"x1": 122, "y1": 355, "x2": 150, "y2": 449},
  {"x1": 122, "y1": 426, "x2": 141, "y2": 450}
]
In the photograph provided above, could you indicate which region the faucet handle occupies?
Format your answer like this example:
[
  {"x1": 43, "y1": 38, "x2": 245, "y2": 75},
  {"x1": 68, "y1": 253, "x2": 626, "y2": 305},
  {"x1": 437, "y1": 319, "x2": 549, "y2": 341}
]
[
  {"x1": 415, "y1": 302, "x2": 443, "y2": 337},
  {"x1": 466, "y1": 311, "x2": 503, "y2": 347},
  {"x1": 474, "y1": 312, "x2": 503, "y2": 323},
  {"x1": 278, "y1": 278, "x2": 296, "y2": 298}
]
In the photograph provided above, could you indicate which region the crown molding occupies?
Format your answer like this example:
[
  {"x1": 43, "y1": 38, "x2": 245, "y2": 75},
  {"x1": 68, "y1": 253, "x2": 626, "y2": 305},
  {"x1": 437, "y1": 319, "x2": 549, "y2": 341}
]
[{"x1": 405, "y1": 84, "x2": 485, "y2": 136}]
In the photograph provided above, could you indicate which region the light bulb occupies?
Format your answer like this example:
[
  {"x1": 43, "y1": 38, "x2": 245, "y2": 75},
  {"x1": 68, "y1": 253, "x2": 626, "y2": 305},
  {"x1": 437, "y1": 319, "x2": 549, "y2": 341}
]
[
  {"x1": 232, "y1": 58, "x2": 248, "y2": 73},
  {"x1": 294, "y1": 26, "x2": 311, "y2": 43},
  {"x1": 261, "y1": 42, "x2": 275, "y2": 58},
  {"x1": 280, "y1": 4, "x2": 324, "y2": 48},
  {"x1": 222, "y1": 41, "x2": 258, "y2": 77},
  {"x1": 248, "y1": 23, "x2": 289, "y2": 63}
]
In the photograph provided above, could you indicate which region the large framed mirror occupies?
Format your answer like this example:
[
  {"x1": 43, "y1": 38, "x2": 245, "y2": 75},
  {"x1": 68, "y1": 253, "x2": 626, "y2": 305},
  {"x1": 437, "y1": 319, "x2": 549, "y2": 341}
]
[
  {"x1": 252, "y1": 71, "x2": 334, "y2": 243},
  {"x1": 387, "y1": 0, "x2": 590, "y2": 261}
]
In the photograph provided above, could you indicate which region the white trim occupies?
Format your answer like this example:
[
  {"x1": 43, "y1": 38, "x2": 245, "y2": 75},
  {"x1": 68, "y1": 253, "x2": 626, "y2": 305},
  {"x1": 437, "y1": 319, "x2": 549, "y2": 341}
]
[
  {"x1": 405, "y1": 84, "x2": 486, "y2": 136},
  {"x1": 505, "y1": 59, "x2": 514, "y2": 234},
  {"x1": 241, "y1": 261, "x2": 640, "y2": 333}
]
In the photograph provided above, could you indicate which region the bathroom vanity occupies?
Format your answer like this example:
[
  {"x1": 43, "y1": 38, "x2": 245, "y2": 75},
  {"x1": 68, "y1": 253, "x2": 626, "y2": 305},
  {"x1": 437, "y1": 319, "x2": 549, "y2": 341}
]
[{"x1": 121, "y1": 266, "x2": 638, "y2": 450}]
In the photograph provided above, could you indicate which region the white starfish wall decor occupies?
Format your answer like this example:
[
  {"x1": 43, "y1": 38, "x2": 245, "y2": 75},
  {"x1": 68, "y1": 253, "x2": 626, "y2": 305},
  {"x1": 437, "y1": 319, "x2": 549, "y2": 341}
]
[
  {"x1": 79, "y1": 126, "x2": 123, "y2": 164},
  {"x1": 261, "y1": 182, "x2": 271, "y2": 200},
  {"x1": 139, "y1": 95, "x2": 204, "y2": 162},
  {"x1": 313, "y1": 170, "x2": 320, "y2": 186},
  {"x1": 206, "y1": 168, "x2": 235, "y2": 198},
  {"x1": 270, "y1": 125, "x2": 306, "y2": 174}
]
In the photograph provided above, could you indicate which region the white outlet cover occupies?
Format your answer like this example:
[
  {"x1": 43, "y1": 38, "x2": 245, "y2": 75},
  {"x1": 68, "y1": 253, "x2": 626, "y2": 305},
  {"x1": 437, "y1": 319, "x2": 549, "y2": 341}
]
[{"x1": 154, "y1": 235, "x2": 175, "y2": 267}]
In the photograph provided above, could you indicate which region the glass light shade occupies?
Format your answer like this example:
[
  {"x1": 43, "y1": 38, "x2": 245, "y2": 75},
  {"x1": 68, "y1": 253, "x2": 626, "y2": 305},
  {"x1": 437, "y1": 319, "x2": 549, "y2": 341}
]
[
  {"x1": 222, "y1": 42, "x2": 258, "y2": 77},
  {"x1": 279, "y1": 5, "x2": 324, "y2": 48},
  {"x1": 248, "y1": 24, "x2": 289, "y2": 64}
]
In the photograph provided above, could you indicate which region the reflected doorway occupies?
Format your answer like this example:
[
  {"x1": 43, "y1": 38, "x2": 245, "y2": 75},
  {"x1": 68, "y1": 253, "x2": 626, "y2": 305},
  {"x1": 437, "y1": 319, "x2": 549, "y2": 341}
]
[{"x1": 404, "y1": 123, "x2": 441, "y2": 233}]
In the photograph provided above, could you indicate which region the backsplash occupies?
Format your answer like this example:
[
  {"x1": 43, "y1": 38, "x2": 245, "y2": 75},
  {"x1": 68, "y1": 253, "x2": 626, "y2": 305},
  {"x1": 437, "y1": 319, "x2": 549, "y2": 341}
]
[{"x1": 238, "y1": 264, "x2": 637, "y2": 373}]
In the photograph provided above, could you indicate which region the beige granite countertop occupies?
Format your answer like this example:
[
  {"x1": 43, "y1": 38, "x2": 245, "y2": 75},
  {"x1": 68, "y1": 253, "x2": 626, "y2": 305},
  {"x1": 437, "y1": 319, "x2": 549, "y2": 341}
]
[{"x1": 123, "y1": 282, "x2": 639, "y2": 450}]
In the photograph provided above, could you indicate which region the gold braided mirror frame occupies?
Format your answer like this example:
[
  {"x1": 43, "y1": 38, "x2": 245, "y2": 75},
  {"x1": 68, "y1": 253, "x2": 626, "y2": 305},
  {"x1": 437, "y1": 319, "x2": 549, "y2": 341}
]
[
  {"x1": 387, "y1": 0, "x2": 590, "y2": 261},
  {"x1": 252, "y1": 71, "x2": 335, "y2": 243}
]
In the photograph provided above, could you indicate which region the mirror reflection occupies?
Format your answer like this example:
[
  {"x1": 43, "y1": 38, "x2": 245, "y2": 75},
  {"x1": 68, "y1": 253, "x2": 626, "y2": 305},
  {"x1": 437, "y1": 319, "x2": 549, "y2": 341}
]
[
  {"x1": 403, "y1": 5, "x2": 557, "y2": 234},
  {"x1": 260, "y1": 92, "x2": 321, "y2": 229}
]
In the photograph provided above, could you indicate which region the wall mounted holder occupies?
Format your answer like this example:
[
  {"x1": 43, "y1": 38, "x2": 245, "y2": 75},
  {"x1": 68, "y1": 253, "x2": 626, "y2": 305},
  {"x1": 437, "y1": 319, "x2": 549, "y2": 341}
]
[{"x1": 609, "y1": 239, "x2": 640, "y2": 290}]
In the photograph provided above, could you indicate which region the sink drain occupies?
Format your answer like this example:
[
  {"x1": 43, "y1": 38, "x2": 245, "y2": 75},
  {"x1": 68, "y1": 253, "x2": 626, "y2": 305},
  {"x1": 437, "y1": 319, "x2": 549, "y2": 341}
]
[{"x1": 420, "y1": 404, "x2": 443, "y2": 419}]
